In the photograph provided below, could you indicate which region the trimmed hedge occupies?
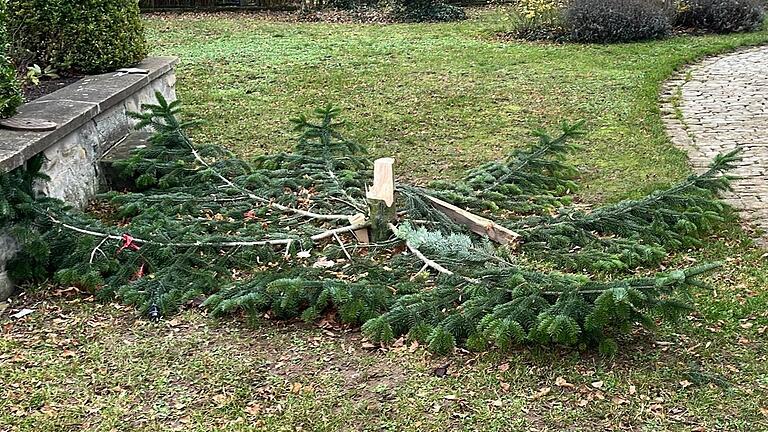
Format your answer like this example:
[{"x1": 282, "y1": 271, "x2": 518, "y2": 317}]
[
  {"x1": 676, "y1": 0, "x2": 765, "y2": 33},
  {"x1": 6, "y1": 0, "x2": 148, "y2": 74},
  {"x1": 564, "y1": 0, "x2": 672, "y2": 42}
]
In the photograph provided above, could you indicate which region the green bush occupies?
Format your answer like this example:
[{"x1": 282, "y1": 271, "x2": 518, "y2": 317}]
[
  {"x1": 0, "y1": 59, "x2": 21, "y2": 118},
  {"x1": 564, "y1": 0, "x2": 672, "y2": 42},
  {"x1": 510, "y1": 0, "x2": 568, "y2": 41},
  {"x1": 0, "y1": 0, "x2": 22, "y2": 119},
  {"x1": 0, "y1": 0, "x2": 7, "y2": 48},
  {"x1": 676, "y1": 0, "x2": 765, "y2": 33},
  {"x1": 387, "y1": 0, "x2": 467, "y2": 22},
  {"x1": 6, "y1": 0, "x2": 148, "y2": 74}
]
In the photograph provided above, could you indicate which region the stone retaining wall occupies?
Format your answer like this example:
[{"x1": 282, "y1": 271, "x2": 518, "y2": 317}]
[{"x1": 0, "y1": 57, "x2": 178, "y2": 301}]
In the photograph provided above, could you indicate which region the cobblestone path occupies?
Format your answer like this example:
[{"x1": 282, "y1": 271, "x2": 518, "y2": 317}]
[{"x1": 661, "y1": 46, "x2": 768, "y2": 243}]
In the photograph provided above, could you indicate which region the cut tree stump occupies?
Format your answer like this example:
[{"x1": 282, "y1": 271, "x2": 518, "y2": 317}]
[{"x1": 367, "y1": 157, "x2": 396, "y2": 242}]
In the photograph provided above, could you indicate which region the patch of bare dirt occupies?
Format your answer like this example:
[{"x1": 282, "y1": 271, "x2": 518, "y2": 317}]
[{"x1": 23, "y1": 75, "x2": 84, "y2": 103}]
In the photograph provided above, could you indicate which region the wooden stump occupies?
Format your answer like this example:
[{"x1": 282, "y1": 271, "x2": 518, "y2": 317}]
[{"x1": 366, "y1": 158, "x2": 396, "y2": 242}]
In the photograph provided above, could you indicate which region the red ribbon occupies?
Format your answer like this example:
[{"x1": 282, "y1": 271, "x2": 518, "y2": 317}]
[{"x1": 117, "y1": 234, "x2": 141, "y2": 254}]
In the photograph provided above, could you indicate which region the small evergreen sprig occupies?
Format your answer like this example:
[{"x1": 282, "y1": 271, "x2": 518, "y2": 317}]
[
  {"x1": 291, "y1": 104, "x2": 366, "y2": 158},
  {"x1": 0, "y1": 155, "x2": 77, "y2": 283},
  {"x1": 428, "y1": 121, "x2": 584, "y2": 215}
]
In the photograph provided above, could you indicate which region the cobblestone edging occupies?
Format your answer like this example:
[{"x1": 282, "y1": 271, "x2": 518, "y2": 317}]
[{"x1": 660, "y1": 46, "x2": 768, "y2": 245}]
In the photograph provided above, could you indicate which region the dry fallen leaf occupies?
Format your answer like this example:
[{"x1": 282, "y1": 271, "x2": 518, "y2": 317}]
[
  {"x1": 555, "y1": 376, "x2": 574, "y2": 388},
  {"x1": 245, "y1": 403, "x2": 262, "y2": 416},
  {"x1": 629, "y1": 385, "x2": 637, "y2": 395},
  {"x1": 498, "y1": 363, "x2": 510, "y2": 373},
  {"x1": 291, "y1": 382, "x2": 302, "y2": 394},
  {"x1": 679, "y1": 380, "x2": 693, "y2": 389},
  {"x1": 530, "y1": 387, "x2": 551, "y2": 400},
  {"x1": 591, "y1": 380, "x2": 604, "y2": 389},
  {"x1": 312, "y1": 257, "x2": 335, "y2": 269}
]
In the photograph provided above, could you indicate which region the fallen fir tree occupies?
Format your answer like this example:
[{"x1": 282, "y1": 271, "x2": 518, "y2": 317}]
[{"x1": 1, "y1": 93, "x2": 740, "y2": 355}]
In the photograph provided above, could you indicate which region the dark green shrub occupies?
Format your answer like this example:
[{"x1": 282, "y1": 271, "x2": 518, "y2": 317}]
[
  {"x1": 564, "y1": 0, "x2": 672, "y2": 42},
  {"x1": 6, "y1": 0, "x2": 148, "y2": 74},
  {"x1": 327, "y1": 0, "x2": 375, "y2": 9},
  {"x1": 388, "y1": 0, "x2": 467, "y2": 22},
  {"x1": 676, "y1": 0, "x2": 765, "y2": 33},
  {"x1": 300, "y1": 0, "x2": 465, "y2": 22},
  {"x1": 0, "y1": 0, "x2": 22, "y2": 118},
  {"x1": 0, "y1": 0, "x2": 7, "y2": 48},
  {"x1": 0, "y1": 59, "x2": 21, "y2": 118}
]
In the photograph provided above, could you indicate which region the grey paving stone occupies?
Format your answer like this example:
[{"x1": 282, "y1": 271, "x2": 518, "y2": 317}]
[{"x1": 660, "y1": 46, "x2": 768, "y2": 245}]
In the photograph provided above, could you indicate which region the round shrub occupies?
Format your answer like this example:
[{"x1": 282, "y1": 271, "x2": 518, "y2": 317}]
[
  {"x1": 564, "y1": 0, "x2": 673, "y2": 43},
  {"x1": 676, "y1": 0, "x2": 765, "y2": 33},
  {"x1": 6, "y1": 0, "x2": 148, "y2": 74}
]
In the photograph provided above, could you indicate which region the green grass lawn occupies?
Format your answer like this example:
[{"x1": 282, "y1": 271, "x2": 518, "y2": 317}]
[
  {"x1": 147, "y1": 7, "x2": 768, "y2": 202},
  {"x1": 2, "y1": 7, "x2": 768, "y2": 431}
]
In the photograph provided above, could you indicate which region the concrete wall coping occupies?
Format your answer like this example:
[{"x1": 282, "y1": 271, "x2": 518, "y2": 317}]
[{"x1": 0, "y1": 56, "x2": 178, "y2": 172}]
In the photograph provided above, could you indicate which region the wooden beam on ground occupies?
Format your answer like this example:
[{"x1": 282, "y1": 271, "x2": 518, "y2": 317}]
[
  {"x1": 348, "y1": 212, "x2": 370, "y2": 244},
  {"x1": 422, "y1": 194, "x2": 521, "y2": 246}
]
